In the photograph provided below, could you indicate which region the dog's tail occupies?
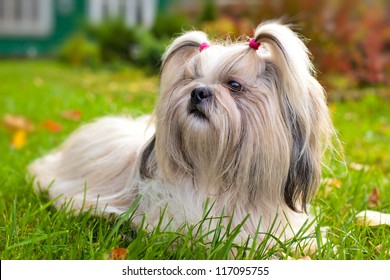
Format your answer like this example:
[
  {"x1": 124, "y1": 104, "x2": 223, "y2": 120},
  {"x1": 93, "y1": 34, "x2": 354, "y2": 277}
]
[{"x1": 28, "y1": 116, "x2": 154, "y2": 215}]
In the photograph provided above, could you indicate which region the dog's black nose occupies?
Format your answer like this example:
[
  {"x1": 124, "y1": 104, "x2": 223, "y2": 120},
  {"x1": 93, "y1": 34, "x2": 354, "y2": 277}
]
[{"x1": 191, "y1": 87, "x2": 212, "y2": 105}]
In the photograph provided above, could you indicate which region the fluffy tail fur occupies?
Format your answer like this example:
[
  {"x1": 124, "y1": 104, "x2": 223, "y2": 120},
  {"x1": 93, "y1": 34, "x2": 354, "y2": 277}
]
[{"x1": 28, "y1": 116, "x2": 154, "y2": 214}]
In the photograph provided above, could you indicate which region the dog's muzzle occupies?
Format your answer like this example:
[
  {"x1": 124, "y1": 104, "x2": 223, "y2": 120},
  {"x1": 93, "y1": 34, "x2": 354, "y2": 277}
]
[
  {"x1": 191, "y1": 87, "x2": 212, "y2": 105},
  {"x1": 188, "y1": 87, "x2": 213, "y2": 120}
]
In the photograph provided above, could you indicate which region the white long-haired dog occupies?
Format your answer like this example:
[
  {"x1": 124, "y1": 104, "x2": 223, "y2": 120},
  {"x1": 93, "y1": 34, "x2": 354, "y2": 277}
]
[{"x1": 29, "y1": 22, "x2": 334, "y2": 248}]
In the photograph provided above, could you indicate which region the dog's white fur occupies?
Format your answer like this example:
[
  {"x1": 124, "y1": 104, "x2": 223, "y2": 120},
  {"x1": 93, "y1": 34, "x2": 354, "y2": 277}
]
[{"x1": 29, "y1": 22, "x2": 334, "y2": 246}]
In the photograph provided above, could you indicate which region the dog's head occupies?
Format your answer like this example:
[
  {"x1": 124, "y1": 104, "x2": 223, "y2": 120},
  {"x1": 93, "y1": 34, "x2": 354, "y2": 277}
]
[{"x1": 142, "y1": 22, "x2": 334, "y2": 212}]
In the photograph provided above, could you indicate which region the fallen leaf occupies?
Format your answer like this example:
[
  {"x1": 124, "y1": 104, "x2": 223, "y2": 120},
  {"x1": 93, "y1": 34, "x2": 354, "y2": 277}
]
[
  {"x1": 323, "y1": 178, "x2": 342, "y2": 188},
  {"x1": 62, "y1": 110, "x2": 82, "y2": 121},
  {"x1": 11, "y1": 129, "x2": 27, "y2": 149},
  {"x1": 108, "y1": 248, "x2": 127, "y2": 260},
  {"x1": 43, "y1": 120, "x2": 62, "y2": 133},
  {"x1": 323, "y1": 178, "x2": 342, "y2": 196},
  {"x1": 368, "y1": 187, "x2": 380, "y2": 207},
  {"x1": 349, "y1": 162, "x2": 369, "y2": 172},
  {"x1": 3, "y1": 114, "x2": 34, "y2": 132},
  {"x1": 356, "y1": 210, "x2": 390, "y2": 227}
]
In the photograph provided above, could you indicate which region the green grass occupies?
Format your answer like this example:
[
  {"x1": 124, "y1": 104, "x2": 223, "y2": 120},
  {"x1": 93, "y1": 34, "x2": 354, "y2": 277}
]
[{"x1": 0, "y1": 60, "x2": 389, "y2": 260}]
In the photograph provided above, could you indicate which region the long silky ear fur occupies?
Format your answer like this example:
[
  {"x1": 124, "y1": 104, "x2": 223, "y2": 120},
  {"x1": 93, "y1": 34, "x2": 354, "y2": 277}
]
[
  {"x1": 155, "y1": 31, "x2": 210, "y2": 182},
  {"x1": 255, "y1": 22, "x2": 334, "y2": 212},
  {"x1": 139, "y1": 135, "x2": 156, "y2": 179},
  {"x1": 159, "y1": 31, "x2": 209, "y2": 98}
]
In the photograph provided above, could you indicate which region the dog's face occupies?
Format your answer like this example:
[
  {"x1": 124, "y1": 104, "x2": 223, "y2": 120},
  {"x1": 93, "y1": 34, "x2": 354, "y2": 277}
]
[{"x1": 143, "y1": 23, "x2": 333, "y2": 213}]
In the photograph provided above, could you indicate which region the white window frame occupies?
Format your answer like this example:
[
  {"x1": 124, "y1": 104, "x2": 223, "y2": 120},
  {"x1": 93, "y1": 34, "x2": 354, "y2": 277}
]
[
  {"x1": 88, "y1": 0, "x2": 156, "y2": 28},
  {"x1": 0, "y1": 0, "x2": 53, "y2": 36}
]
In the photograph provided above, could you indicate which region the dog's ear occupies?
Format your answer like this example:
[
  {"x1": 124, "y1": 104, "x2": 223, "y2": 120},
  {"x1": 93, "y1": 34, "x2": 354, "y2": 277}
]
[
  {"x1": 160, "y1": 31, "x2": 209, "y2": 96},
  {"x1": 254, "y1": 22, "x2": 314, "y2": 102},
  {"x1": 139, "y1": 135, "x2": 156, "y2": 179},
  {"x1": 254, "y1": 22, "x2": 333, "y2": 212}
]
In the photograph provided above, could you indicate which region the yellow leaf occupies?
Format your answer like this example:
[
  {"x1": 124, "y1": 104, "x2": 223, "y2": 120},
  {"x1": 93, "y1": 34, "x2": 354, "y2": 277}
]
[
  {"x1": 322, "y1": 178, "x2": 342, "y2": 196},
  {"x1": 11, "y1": 129, "x2": 27, "y2": 149}
]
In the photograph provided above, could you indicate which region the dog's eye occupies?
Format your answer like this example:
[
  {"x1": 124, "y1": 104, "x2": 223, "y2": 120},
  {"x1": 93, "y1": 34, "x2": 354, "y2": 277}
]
[{"x1": 227, "y1": 81, "x2": 243, "y2": 93}]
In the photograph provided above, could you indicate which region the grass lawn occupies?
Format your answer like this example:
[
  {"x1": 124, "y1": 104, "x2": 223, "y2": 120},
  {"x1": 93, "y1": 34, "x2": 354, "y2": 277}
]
[{"x1": 0, "y1": 60, "x2": 389, "y2": 260}]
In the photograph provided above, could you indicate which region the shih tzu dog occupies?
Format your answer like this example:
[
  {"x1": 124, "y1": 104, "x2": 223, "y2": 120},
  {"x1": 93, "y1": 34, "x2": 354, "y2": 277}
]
[{"x1": 29, "y1": 22, "x2": 334, "y2": 249}]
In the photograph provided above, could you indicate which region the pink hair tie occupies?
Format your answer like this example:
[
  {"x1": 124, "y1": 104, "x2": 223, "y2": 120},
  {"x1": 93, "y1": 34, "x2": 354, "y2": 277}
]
[
  {"x1": 249, "y1": 38, "x2": 261, "y2": 50},
  {"x1": 199, "y1": 42, "x2": 210, "y2": 52}
]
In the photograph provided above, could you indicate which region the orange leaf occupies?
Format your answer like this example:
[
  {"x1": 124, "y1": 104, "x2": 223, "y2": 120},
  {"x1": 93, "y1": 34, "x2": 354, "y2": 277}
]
[
  {"x1": 3, "y1": 114, "x2": 34, "y2": 132},
  {"x1": 11, "y1": 129, "x2": 27, "y2": 149},
  {"x1": 108, "y1": 248, "x2": 127, "y2": 260},
  {"x1": 368, "y1": 187, "x2": 380, "y2": 207},
  {"x1": 62, "y1": 110, "x2": 82, "y2": 121},
  {"x1": 43, "y1": 120, "x2": 62, "y2": 133}
]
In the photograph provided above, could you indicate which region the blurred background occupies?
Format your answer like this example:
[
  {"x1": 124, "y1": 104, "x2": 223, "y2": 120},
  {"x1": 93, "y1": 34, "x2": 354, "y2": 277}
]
[
  {"x1": 1, "y1": 1, "x2": 390, "y2": 260},
  {"x1": 0, "y1": 0, "x2": 389, "y2": 92}
]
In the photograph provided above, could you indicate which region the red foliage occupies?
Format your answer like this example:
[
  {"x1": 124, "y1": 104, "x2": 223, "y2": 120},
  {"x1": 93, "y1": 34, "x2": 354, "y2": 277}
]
[
  {"x1": 212, "y1": 0, "x2": 390, "y2": 88},
  {"x1": 308, "y1": 0, "x2": 390, "y2": 86}
]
